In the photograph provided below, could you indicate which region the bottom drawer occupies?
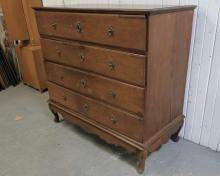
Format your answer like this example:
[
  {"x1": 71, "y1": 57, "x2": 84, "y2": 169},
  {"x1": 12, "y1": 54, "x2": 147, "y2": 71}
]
[{"x1": 48, "y1": 82, "x2": 143, "y2": 142}]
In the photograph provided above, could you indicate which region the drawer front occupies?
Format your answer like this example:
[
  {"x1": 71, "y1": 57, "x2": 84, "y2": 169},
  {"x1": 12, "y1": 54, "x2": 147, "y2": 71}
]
[
  {"x1": 41, "y1": 38, "x2": 145, "y2": 86},
  {"x1": 45, "y1": 62, "x2": 144, "y2": 116},
  {"x1": 48, "y1": 82, "x2": 143, "y2": 142},
  {"x1": 36, "y1": 12, "x2": 146, "y2": 51}
]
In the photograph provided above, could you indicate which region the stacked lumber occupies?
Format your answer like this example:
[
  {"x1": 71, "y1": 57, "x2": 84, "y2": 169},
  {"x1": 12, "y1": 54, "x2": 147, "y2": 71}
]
[{"x1": 0, "y1": 45, "x2": 20, "y2": 91}]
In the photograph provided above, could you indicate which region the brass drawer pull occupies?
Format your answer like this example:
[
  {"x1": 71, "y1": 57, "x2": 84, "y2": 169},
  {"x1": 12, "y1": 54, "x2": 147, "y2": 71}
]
[
  {"x1": 107, "y1": 26, "x2": 114, "y2": 36},
  {"x1": 51, "y1": 22, "x2": 57, "y2": 30},
  {"x1": 108, "y1": 61, "x2": 116, "y2": 70},
  {"x1": 75, "y1": 22, "x2": 82, "y2": 33},
  {"x1": 79, "y1": 52, "x2": 85, "y2": 62},
  {"x1": 108, "y1": 90, "x2": 116, "y2": 98},
  {"x1": 83, "y1": 103, "x2": 89, "y2": 112},
  {"x1": 110, "y1": 114, "x2": 117, "y2": 124},
  {"x1": 63, "y1": 95, "x2": 67, "y2": 102},
  {"x1": 80, "y1": 79, "x2": 87, "y2": 88}
]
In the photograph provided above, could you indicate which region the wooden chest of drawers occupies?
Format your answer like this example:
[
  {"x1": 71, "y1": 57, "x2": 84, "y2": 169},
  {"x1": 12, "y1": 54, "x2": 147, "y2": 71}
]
[{"x1": 35, "y1": 5, "x2": 195, "y2": 173}]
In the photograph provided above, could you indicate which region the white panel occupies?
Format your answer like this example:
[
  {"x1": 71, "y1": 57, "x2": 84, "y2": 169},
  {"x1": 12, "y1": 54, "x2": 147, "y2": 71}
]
[
  {"x1": 97, "y1": 0, "x2": 109, "y2": 4},
  {"x1": 110, "y1": 0, "x2": 120, "y2": 4},
  {"x1": 218, "y1": 134, "x2": 220, "y2": 152},
  {"x1": 179, "y1": 0, "x2": 189, "y2": 5},
  {"x1": 207, "y1": 11, "x2": 220, "y2": 150},
  {"x1": 63, "y1": 0, "x2": 73, "y2": 5},
  {"x1": 183, "y1": 0, "x2": 209, "y2": 141},
  {"x1": 68, "y1": 0, "x2": 80, "y2": 5},
  {"x1": 70, "y1": 0, "x2": 79, "y2": 5},
  {"x1": 163, "y1": 0, "x2": 180, "y2": 5},
  {"x1": 181, "y1": 0, "x2": 198, "y2": 5},
  {"x1": 76, "y1": 0, "x2": 84, "y2": 4},
  {"x1": 209, "y1": 78, "x2": 220, "y2": 150},
  {"x1": 190, "y1": 0, "x2": 220, "y2": 144},
  {"x1": 42, "y1": 0, "x2": 64, "y2": 6},
  {"x1": 180, "y1": 0, "x2": 198, "y2": 137},
  {"x1": 132, "y1": 0, "x2": 146, "y2": 4},
  {"x1": 199, "y1": 4, "x2": 220, "y2": 147},
  {"x1": 151, "y1": 0, "x2": 163, "y2": 5},
  {"x1": 90, "y1": 0, "x2": 99, "y2": 3},
  {"x1": 119, "y1": 0, "x2": 133, "y2": 4},
  {"x1": 144, "y1": 0, "x2": 150, "y2": 4},
  {"x1": 66, "y1": 0, "x2": 84, "y2": 4},
  {"x1": 78, "y1": 0, "x2": 90, "y2": 4}
]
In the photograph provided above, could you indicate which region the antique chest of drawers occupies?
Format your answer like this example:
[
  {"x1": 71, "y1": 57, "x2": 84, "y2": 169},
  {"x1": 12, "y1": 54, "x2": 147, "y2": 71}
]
[{"x1": 35, "y1": 5, "x2": 195, "y2": 173}]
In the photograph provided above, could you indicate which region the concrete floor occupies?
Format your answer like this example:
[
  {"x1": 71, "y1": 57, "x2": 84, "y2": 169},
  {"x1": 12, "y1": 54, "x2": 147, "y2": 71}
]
[{"x1": 0, "y1": 84, "x2": 220, "y2": 176}]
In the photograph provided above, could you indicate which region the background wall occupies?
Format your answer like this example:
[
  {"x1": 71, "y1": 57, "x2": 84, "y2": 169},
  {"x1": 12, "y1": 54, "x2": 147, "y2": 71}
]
[{"x1": 42, "y1": 0, "x2": 220, "y2": 152}]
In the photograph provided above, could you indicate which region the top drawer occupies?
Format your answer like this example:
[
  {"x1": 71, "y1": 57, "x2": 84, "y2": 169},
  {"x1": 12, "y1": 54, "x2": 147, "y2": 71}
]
[{"x1": 35, "y1": 12, "x2": 146, "y2": 51}]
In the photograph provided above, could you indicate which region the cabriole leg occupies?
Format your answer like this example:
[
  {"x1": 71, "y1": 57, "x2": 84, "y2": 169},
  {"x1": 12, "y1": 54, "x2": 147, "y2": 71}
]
[
  {"x1": 171, "y1": 125, "x2": 183, "y2": 142},
  {"x1": 137, "y1": 150, "x2": 148, "y2": 174},
  {"x1": 49, "y1": 104, "x2": 60, "y2": 123}
]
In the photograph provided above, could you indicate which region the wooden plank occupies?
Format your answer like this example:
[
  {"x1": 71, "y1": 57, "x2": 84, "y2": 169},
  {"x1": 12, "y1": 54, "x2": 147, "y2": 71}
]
[
  {"x1": 0, "y1": 0, "x2": 29, "y2": 41},
  {"x1": 190, "y1": 0, "x2": 220, "y2": 144},
  {"x1": 183, "y1": 0, "x2": 209, "y2": 141},
  {"x1": 20, "y1": 45, "x2": 47, "y2": 91},
  {"x1": 22, "y1": 0, "x2": 42, "y2": 45}
]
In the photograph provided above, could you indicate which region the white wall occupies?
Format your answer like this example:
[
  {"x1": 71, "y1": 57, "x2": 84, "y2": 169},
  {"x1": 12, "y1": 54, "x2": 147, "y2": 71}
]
[{"x1": 42, "y1": 0, "x2": 220, "y2": 152}]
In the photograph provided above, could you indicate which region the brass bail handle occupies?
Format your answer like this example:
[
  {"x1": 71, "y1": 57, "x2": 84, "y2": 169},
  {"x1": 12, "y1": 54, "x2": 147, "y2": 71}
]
[
  {"x1": 107, "y1": 26, "x2": 114, "y2": 36},
  {"x1": 83, "y1": 104, "x2": 89, "y2": 112},
  {"x1": 108, "y1": 90, "x2": 116, "y2": 98},
  {"x1": 79, "y1": 52, "x2": 85, "y2": 62},
  {"x1": 51, "y1": 22, "x2": 57, "y2": 30},
  {"x1": 110, "y1": 114, "x2": 117, "y2": 124},
  {"x1": 75, "y1": 22, "x2": 82, "y2": 33},
  {"x1": 80, "y1": 79, "x2": 87, "y2": 88},
  {"x1": 108, "y1": 61, "x2": 116, "y2": 70}
]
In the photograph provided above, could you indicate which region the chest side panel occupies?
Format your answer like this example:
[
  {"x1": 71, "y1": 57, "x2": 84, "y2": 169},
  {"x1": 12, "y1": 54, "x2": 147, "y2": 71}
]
[{"x1": 144, "y1": 10, "x2": 194, "y2": 141}]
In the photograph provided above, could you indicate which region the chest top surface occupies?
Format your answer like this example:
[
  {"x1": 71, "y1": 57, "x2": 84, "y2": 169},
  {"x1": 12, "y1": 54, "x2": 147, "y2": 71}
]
[{"x1": 34, "y1": 4, "x2": 196, "y2": 15}]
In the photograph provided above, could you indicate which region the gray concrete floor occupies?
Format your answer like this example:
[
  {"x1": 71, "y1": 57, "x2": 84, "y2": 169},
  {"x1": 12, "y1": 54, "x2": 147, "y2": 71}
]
[{"x1": 0, "y1": 84, "x2": 220, "y2": 176}]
